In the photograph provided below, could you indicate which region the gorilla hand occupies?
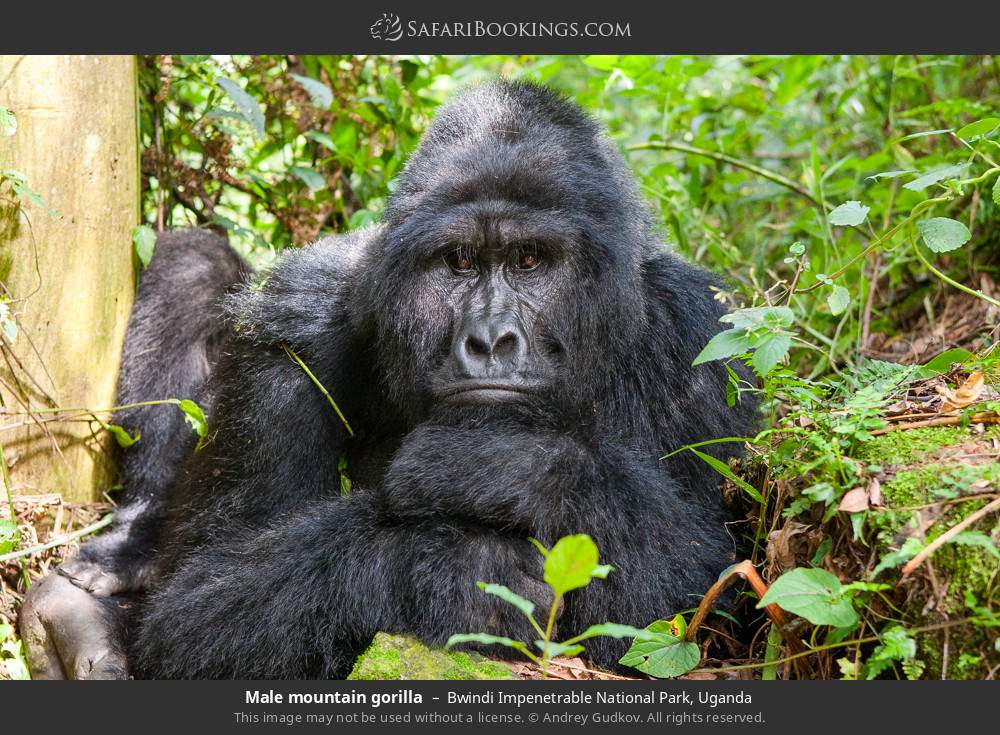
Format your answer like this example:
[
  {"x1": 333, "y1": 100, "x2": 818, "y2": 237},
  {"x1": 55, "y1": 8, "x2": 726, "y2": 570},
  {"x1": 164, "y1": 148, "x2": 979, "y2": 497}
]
[{"x1": 18, "y1": 573, "x2": 129, "y2": 679}]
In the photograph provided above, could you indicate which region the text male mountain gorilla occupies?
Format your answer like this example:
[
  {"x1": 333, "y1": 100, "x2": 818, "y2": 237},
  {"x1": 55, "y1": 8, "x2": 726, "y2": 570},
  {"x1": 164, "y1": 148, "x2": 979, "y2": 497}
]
[{"x1": 20, "y1": 81, "x2": 756, "y2": 679}]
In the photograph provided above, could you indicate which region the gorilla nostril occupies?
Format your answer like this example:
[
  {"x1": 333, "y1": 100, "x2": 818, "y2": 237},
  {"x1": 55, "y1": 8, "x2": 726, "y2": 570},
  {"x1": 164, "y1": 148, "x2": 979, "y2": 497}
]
[
  {"x1": 492, "y1": 332, "x2": 519, "y2": 360},
  {"x1": 465, "y1": 334, "x2": 491, "y2": 358}
]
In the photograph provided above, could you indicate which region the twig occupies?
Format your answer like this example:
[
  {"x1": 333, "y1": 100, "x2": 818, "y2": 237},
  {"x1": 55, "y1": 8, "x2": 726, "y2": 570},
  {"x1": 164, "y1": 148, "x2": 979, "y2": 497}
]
[
  {"x1": 871, "y1": 412, "x2": 1000, "y2": 435},
  {"x1": 0, "y1": 513, "x2": 113, "y2": 564},
  {"x1": 901, "y1": 497, "x2": 1000, "y2": 577}
]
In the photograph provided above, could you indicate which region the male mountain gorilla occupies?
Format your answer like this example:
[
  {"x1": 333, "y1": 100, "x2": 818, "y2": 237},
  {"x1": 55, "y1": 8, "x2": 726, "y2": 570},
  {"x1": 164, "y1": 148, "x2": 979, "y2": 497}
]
[{"x1": 21, "y1": 81, "x2": 756, "y2": 679}]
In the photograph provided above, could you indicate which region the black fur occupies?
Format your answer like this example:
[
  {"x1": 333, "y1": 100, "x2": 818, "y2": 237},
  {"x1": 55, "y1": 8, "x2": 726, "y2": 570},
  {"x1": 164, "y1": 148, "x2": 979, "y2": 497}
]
[{"x1": 65, "y1": 81, "x2": 757, "y2": 678}]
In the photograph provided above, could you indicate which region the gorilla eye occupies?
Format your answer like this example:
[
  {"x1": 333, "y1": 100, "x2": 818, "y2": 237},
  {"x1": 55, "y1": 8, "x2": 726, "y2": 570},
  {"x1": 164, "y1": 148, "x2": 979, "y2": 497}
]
[
  {"x1": 513, "y1": 244, "x2": 541, "y2": 272},
  {"x1": 444, "y1": 247, "x2": 476, "y2": 274}
]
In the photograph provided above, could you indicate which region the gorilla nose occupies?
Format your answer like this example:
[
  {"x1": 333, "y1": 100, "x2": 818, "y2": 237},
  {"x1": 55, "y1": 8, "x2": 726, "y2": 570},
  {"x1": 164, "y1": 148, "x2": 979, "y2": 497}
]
[{"x1": 455, "y1": 318, "x2": 528, "y2": 377}]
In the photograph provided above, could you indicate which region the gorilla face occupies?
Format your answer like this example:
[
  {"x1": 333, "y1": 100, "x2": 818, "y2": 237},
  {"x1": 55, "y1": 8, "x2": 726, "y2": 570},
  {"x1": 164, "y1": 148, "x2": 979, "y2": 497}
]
[{"x1": 356, "y1": 82, "x2": 655, "y2": 425}]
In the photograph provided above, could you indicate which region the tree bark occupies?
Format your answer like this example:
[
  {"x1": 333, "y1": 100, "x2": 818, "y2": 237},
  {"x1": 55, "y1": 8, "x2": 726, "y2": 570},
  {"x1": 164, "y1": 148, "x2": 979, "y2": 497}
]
[{"x1": 0, "y1": 55, "x2": 137, "y2": 503}]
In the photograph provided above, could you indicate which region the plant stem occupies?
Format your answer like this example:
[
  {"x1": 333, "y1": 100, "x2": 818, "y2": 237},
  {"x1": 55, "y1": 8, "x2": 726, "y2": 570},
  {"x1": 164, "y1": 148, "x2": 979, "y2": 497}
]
[
  {"x1": 0, "y1": 437, "x2": 30, "y2": 587},
  {"x1": 910, "y1": 238, "x2": 1000, "y2": 309},
  {"x1": 540, "y1": 594, "x2": 562, "y2": 680},
  {"x1": 283, "y1": 345, "x2": 354, "y2": 438},
  {"x1": 626, "y1": 141, "x2": 826, "y2": 208}
]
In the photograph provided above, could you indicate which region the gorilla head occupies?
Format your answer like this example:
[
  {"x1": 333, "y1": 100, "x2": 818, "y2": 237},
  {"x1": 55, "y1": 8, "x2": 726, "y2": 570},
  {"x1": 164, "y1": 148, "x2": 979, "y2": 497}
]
[{"x1": 358, "y1": 82, "x2": 668, "y2": 432}]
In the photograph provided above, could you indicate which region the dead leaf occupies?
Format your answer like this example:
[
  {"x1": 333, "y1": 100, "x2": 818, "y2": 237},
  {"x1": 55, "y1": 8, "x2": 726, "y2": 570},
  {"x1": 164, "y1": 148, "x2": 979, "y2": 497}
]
[
  {"x1": 868, "y1": 477, "x2": 883, "y2": 507},
  {"x1": 838, "y1": 486, "x2": 869, "y2": 513},
  {"x1": 937, "y1": 370, "x2": 985, "y2": 412}
]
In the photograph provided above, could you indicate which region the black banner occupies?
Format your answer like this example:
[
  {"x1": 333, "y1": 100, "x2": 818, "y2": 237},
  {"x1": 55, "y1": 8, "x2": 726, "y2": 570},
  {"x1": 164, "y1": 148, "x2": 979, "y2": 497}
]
[
  {"x1": 2, "y1": 680, "x2": 996, "y2": 732},
  {"x1": 2, "y1": 1, "x2": 999, "y2": 54}
]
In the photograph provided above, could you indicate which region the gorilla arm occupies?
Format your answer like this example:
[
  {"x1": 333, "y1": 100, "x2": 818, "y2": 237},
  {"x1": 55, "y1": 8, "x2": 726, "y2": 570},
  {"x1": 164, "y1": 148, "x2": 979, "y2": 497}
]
[
  {"x1": 133, "y1": 492, "x2": 551, "y2": 679},
  {"x1": 381, "y1": 425, "x2": 736, "y2": 671}
]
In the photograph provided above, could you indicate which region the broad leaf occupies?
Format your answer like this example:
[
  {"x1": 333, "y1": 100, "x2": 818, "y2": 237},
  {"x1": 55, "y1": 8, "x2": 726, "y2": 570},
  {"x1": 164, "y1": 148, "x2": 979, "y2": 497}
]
[
  {"x1": 618, "y1": 620, "x2": 701, "y2": 678},
  {"x1": 827, "y1": 285, "x2": 850, "y2": 316},
  {"x1": 993, "y1": 176, "x2": 1000, "y2": 207},
  {"x1": 567, "y1": 623, "x2": 656, "y2": 644},
  {"x1": 0, "y1": 519, "x2": 18, "y2": 554},
  {"x1": 305, "y1": 130, "x2": 336, "y2": 151},
  {"x1": 543, "y1": 534, "x2": 602, "y2": 596},
  {"x1": 920, "y1": 347, "x2": 973, "y2": 377},
  {"x1": 216, "y1": 77, "x2": 265, "y2": 138},
  {"x1": 949, "y1": 531, "x2": 1000, "y2": 559},
  {"x1": 918, "y1": 217, "x2": 971, "y2": 253},
  {"x1": 476, "y1": 581, "x2": 535, "y2": 618},
  {"x1": 828, "y1": 200, "x2": 869, "y2": 226},
  {"x1": 289, "y1": 165, "x2": 325, "y2": 192},
  {"x1": 750, "y1": 333, "x2": 792, "y2": 376},
  {"x1": 289, "y1": 74, "x2": 333, "y2": 109},
  {"x1": 757, "y1": 567, "x2": 857, "y2": 627},
  {"x1": 692, "y1": 328, "x2": 751, "y2": 366},
  {"x1": 132, "y1": 225, "x2": 156, "y2": 268},
  {"x1": 956, "y1": 117, "x2": 1000, "y2": 141}
]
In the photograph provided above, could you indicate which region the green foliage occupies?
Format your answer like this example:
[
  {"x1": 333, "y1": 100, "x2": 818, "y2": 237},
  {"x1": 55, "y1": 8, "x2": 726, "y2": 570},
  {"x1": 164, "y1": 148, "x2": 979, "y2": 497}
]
[
  {"x1": 757, "y1": 567, "x2": 857, "y2": 627},
  {"x1": 446, "y1": 534, "x2": 687, "y2": 678},
  {"x1": 618, "y1": 617, "x2": 701, "y2": 678},
  {"x1": 132, "y1": 224, "x2": 157, "y2": 268}
]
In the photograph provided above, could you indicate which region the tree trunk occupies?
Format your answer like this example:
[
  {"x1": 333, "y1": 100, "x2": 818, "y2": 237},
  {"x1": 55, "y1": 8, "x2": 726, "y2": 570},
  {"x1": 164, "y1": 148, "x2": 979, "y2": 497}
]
[{"x1": 0, "y1": 55, "x2": 138, "y2": 503}]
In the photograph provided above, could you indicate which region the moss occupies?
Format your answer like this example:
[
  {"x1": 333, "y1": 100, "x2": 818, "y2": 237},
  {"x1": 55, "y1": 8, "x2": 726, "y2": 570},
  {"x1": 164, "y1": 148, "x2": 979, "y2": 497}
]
[
  {"x1": 348, "y1": 633, "x2": 515, "y2": 681},
  {"x1": 863, "y1": 431, "x2": 1000, "y2": 679},
  {"x1": 857, "y1": 427, "x2": 972, "y2": 467}
]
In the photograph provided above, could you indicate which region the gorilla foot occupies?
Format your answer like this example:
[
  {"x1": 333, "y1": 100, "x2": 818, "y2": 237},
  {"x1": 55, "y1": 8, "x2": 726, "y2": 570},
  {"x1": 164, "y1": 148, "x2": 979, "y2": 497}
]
[{"x1": 19, "y1": 573, "x2": 129, "y2": 679}]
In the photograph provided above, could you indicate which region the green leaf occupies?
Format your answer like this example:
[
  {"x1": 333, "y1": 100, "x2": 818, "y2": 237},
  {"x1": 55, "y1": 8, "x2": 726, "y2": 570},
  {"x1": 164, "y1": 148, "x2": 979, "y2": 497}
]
[
  {"x1": 757, "y1": 567, "x2": 858, "y2": 627},
  {"x1": 904, "y1": 163, "x2": 968, "y2": 191},
  {"x1": 543, "y1": 534, "x2": 602, "y2": 596},
  {"x1": 918, "y1": 217, "x2": 971, "y2": 253},
  {"x1": 872, "y1": 537, "x2": 924, "y2": 577},
  {"x1": 445, "y1": 633, "x2": 533, "y2": 659},
  {"x1": 476, "y1": 581, "x2": 536, "y2": 619},
  {"x1": 992, "y1": 176, "x2": 1000, "y2": 207},
  {"x1": 533, "y1": 641, "x2": 585, "y2": 658},
  {"x1": 175, "y1": 399, "x2": 207, "y2": 438},
  {"x1": 132, "y1": 225, "x2": 156, "y2": 268},
  {"x1": 750, "y1": 333, "x2": 792, "y2": 376},
  {"x1": 0, "y1": 519, "x2": 18, "y2": 554},
  {"x1": 866, "y1": 169, "x2": 914, "y2": 181},
  {"x1": 956, "y1": 117, "x2": 1000, "y2": 141},
  {"x1": 289, "y1": 165, "x2": 325, "y2": 192},
  {"x1": 567, "y1": 623, "x2": 655, "y2": 644},
  {"x1": 0, "y1": 107, "x2": 16, "y2": 137},
  {"x1": 618, "y1": 620, "x2": 701, "y2": 678},
  {"x1": 828, "y1": 200, "x2": 869, "y2": 227},
  {"x1": 289, "y1": 74, "x2": 333, "y2": 109},
  {"x1": 949, "y1": 531, "x2": 1000, "y2": 559},
  {"x1": 690, "y1": 448, "x2": 764, "y2": 503},
  {"x1": 692, "y1": 328, "x2": 751, "y2": 366},
  {"x1": 827, "y1": 285, "x2": 851, "y2": 316},
  {"x1": 305, "y1": 130, "x2": 336, "y2": 151},
  {"x1": 216, "y1": 77, "x2": 265, "y2": 138},
  {"x1": 920, "y1": 347, "x2": 973, "y2": 377},
  {"x1": 102, "y1": 422, "x2": 140, "y2": 448}
]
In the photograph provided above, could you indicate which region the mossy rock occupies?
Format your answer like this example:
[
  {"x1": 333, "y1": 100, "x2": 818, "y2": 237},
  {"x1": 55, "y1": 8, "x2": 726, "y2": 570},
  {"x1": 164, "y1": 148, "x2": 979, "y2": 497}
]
[
  {"x1": 858, "y1": 426, "x2": 1000, "y2": 678},
  {"x1": 348, "y1": 633, "x2": 516, "y2": 680}
]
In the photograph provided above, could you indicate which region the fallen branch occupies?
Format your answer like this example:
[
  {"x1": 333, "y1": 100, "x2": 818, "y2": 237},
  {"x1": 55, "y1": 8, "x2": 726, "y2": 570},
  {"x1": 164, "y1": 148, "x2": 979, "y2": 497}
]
[
  {"x1": 871, "y1": 411, "x2": 1000, "y2": 435},
  {"x1": 0, "y1": 513, "x2": 113, "y2": 564},
  {"x1": 901, "y1": 497, "x2": 1000, "y2": 577}
]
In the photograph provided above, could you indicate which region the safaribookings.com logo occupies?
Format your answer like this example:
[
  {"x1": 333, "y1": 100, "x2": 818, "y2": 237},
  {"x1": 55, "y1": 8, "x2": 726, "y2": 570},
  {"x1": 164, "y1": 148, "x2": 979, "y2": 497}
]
[{"x1": 369, "y1": 13, "x2": 631, "y2": 41}]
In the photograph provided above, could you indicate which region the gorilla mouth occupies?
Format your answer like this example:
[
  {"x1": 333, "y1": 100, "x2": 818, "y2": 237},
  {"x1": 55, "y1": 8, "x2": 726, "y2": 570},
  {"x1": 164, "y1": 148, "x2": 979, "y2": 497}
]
[{"x1": 438, "y1": 381, "x2": 537, "y2": 403}]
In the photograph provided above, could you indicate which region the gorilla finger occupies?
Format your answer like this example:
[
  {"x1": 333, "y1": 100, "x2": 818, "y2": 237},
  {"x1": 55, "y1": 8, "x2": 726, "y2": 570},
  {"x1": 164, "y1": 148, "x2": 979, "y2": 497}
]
[{"x1": 58, "y1": 559, "x2": 125, "y2": 597}]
